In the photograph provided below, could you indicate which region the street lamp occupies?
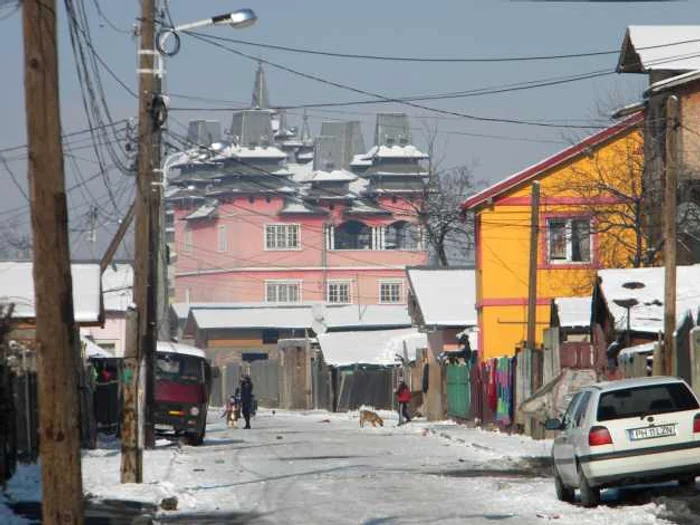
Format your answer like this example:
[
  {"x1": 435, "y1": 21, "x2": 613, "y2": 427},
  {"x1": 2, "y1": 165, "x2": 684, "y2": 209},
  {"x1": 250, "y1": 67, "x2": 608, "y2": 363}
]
[{"x1": 156, "y1": 8, "x2": 257, "y2": 56}]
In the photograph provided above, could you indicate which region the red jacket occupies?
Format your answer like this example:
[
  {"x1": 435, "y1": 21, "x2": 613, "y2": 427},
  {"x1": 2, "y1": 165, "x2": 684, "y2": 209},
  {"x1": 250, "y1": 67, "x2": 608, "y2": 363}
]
[{"x1": 396, "y1": 385, "x2": 411, "y2": 403}]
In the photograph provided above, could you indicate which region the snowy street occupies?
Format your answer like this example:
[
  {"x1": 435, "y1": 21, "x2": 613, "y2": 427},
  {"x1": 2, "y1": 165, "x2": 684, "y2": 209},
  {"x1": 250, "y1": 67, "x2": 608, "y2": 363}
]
[
  {"x1": 84, "y1": 410, "x2": 690, "y2": 524},
  {"x1": 4, "y1": 409, "x2": 699, "y2": 524}
]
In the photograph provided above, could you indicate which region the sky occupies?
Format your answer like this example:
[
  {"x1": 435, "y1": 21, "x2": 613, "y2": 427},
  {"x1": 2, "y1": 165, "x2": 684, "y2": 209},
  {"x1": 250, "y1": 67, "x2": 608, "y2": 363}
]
[{"x1": 0, "y1": 0, "x2": 698, "y2": 258}]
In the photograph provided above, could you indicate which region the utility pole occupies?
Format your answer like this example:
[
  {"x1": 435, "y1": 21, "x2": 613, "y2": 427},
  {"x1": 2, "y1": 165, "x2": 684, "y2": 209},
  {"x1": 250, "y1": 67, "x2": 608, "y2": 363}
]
[
  {"x1": 664, "y1": 95, "x2": 678, "y2": 377},
  {"x1": 526, "y1": 181, "x2": 541, "y2": 350},
  {"x1": 23, "y1": 0, "x2": 83, "y2": 522},
  {"x1": 134, "y1": 0, "x2": 159, "y2": 449},
  {"x1": 120, "y1": 306, "x2": 142, "y2": 482}
]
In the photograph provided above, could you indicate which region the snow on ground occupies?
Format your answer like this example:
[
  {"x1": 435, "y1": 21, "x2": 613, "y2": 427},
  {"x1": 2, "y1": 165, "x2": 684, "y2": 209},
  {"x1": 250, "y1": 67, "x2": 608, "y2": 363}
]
[{"x1": 1, "y1": 409, "x2": 683, "y2": 524}]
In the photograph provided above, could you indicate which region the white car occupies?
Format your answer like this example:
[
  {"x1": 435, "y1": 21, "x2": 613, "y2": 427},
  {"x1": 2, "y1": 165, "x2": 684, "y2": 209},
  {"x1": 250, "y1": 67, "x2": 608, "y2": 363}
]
[{"x1": 546, "y1": 376, "x2": 700, "y2": 507}]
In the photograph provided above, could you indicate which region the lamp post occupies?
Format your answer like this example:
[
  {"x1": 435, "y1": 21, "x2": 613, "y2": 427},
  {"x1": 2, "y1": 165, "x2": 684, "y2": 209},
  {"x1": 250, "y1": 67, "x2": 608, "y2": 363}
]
[{"x1": 132, "y1": 4, "x2": 256, "y2": 453}]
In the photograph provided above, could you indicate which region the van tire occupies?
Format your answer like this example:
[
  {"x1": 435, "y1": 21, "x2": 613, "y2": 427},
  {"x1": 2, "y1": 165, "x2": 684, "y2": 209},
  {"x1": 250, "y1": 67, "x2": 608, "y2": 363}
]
[
  {"x1": 678, "y1": 475, "x2": 696, "y2": 487},
  {"x1": 578, "y1": 468, "x2": 600, "y2": 508},
  {"x1": 554, "y1": 470, "x2": 575, "y2": 503}
]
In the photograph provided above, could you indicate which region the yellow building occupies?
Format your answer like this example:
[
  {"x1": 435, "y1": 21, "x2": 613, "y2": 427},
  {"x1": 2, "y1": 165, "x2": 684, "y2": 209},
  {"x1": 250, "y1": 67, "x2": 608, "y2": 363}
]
[{"x1": 462, "y1": 113, "x2": 644, "y2": 360}]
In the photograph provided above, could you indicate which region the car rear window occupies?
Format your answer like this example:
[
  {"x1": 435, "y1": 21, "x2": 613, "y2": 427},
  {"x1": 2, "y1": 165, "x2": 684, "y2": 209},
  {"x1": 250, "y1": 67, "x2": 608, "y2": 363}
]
[{"x1": 597, "y1": 383, "x2": 699, "y2": 421}]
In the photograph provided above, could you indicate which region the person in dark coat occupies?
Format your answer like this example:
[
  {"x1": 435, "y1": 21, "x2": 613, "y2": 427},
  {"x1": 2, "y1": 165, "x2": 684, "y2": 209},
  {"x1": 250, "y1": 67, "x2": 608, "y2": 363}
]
[
  {"x1": 396, "y1": 381, "x2": 412, "y2": 425},
  {"x1": 240, "y1": 375, "x2": 254, "y2": 429}
]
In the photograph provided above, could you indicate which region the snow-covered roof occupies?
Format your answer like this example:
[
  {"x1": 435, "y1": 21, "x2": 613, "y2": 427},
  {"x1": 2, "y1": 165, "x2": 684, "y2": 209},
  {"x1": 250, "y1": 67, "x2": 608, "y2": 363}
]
[
  {"x1": 286, "y1": 162, "x2": 314, "y2": 183},
  {"x1": 279, "y1": 199, "x2": 328, "y2": 215},
  {"x1": 350, "y1": 153, "x2": 373, "y2": 167},
  {"x1": 597, "y1": 264, "x2": 700, "y2": 333},
  {"x1": 303, "y1": 169, "x2": 357, "y2": 183},
  {"x1": 0, "y1": 263, "x2": 102, "y2": 323},
  {"x1": 157, "y1": 340, "x2": 206, "y2": 359},
  {"x1": 618, "y1": 25, "x2": 700, "y2": 74},
  {"x1": 322, "y1": 304, "x2": 412, "y2": 331},
  {"x1": 184, "y1": 204, "x2": 217, "y2": 221},
  {"x1": 189, "y1": 306, "x2": 314, "y2": 331},
  {"x1": 317, "y1": 327, "x2": 425, "y2": 367},
  {"x1": 553, "y1": 297, "x2": 591, "y2": 329},
  {"x1": 364, "y1": 144, "x2": 428, "y2": 160},
  {"x1": 407, "y1": 267, "x2": 477, "y2": 327},
  {"x1": 228, "y1": 146, "x2": 287, "y2": 160},
  {"x1": 102, "y1": 264, "x2": 132, "y2": 312},
  {"x1": 618, "y1": 341, "x2": 657, "y2": 358},
  {"x1": 82, "y1": 335, "x2": 114, "y2": 358}
]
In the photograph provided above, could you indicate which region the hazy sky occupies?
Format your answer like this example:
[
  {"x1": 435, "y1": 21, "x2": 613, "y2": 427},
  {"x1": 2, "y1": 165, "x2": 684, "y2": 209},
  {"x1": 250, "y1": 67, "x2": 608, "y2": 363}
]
[{"x1": 0, "y1": 0, "x2": 697, "y2": 258}]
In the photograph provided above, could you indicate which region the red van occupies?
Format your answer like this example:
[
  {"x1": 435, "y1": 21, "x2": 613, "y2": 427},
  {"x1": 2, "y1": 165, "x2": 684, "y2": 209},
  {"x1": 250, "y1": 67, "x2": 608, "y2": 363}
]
[{"x1": 153, "y1": 342, "x2": 211, "y2": 445}]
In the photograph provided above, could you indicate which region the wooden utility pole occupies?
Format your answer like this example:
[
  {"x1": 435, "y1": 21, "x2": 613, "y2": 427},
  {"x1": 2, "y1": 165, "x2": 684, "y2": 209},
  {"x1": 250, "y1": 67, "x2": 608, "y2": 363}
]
[
  {"x1": 22, "y1": 0, "x2": 83, "y2": 522},
  {"x1": 120, "y1": 307, "x2": 142, "y2": 482},
  {"x1": 526, "y1": 181, "x2": 541, "y2": 350},
  {"x1": 134, "y1": 0, "x2": 159, "y2": 449},
  {"x1": 664, "y1": 95, "x2": 679, "y2": 377}
]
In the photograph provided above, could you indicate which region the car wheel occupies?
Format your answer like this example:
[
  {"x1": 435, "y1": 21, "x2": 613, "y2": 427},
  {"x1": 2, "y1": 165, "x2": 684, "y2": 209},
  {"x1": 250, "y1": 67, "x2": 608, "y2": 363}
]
[
  {"x1": 578, "y1": 468, "x2": 600, "y2": 508},
  {"x1": 554, "y1": 470, "x2": 575, "y2": 503},
  {"x1": 678, "y1": 475, "x2": 696, "y2": 487}
]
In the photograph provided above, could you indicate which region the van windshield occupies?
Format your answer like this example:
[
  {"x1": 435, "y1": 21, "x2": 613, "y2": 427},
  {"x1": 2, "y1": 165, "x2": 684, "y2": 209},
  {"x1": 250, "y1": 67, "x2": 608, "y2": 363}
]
[
  {"x1": 155, "y1": 352, "x2": 203, "y2": 384},
  {"x1": 597, "y1": 383, "x2": 699, "y2": 421}
]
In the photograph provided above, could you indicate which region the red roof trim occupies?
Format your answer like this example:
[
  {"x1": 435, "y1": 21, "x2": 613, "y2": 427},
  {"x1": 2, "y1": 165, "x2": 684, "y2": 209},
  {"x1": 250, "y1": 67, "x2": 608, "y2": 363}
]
[{"x1": 461, "y1": 112, "x2": 644, "y2": 211}]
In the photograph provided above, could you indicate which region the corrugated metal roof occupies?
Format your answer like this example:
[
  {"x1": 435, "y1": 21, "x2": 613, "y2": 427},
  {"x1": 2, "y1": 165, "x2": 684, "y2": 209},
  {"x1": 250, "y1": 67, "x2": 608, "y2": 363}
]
[
  {"x1": 407, "y1": 267, "x2": 477, "y2": 327},
  {"x1": 184, "y1": 204, "x2": 218, "y2": 221}
]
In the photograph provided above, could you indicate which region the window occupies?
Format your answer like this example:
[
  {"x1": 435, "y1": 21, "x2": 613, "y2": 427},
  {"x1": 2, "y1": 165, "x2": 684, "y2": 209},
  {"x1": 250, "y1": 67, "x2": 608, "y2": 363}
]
[
  {"x1": 334, "y1": 221, "x2": 372, "y2": 250},
  {"x1": 384, "y1": 221, "x2": 421, "y2": 250},
  {"x1": 218, "y1": 225, "x2": 227, "y2": 252},
  {"x1": 183, "y1": 227, "x2": 193, "y2": 253},
  {"x1": 327, "y1": 281, "x2": 352, "y2": 304},
  {"x1": 379, "y1": 281, "x2": 402, "y2": 304},
  {"x1": 265, "y1": 281, "x2": 301, "y2": 303},
  {"x1": 265, "y1": 224, "x2": 300, "y2": 250},
  {"x1": 571, "y1": 391, "x2": 592, "y2": 427},
  {"x1": 548, "y1": 218, "x2": 591, "y2": 263},
  {"x1": 597, "y1": 383, "x2": 699, "y2": 421}
]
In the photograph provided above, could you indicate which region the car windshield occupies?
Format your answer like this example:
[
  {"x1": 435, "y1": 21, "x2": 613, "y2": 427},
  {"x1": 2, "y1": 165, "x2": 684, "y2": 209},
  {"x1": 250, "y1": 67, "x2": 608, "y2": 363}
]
[
  {"x1": 155, "y1": 352, "x2": 203, "y2": 384},
  {"x1": 597, "y1": 383, "x2": 700, "y2": 421}
]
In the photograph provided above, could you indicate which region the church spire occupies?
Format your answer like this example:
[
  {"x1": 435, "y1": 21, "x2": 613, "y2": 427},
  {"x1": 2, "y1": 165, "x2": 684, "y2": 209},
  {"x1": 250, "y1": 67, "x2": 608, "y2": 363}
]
[
  {"x1": 251, "y1": 60, "x2": 269, "y2": 110},
  {"x1": 300, "y1": 110, "x2": 312, "y2": 145}
]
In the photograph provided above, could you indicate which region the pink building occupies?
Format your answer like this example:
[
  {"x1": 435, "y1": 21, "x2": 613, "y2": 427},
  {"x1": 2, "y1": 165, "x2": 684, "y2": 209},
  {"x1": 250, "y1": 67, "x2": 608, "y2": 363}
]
[{"x1": 166, "y1": 70, "x2": 429, "y2": 306}]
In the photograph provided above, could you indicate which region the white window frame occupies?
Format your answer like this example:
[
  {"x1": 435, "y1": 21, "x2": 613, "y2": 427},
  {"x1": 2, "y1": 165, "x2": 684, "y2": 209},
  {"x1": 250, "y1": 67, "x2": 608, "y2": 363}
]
[
  {"x1": 547, "y1": 217, "x2": 592, "y2": 264},
  {"x1": 265, "y1": 223, "x2": 301, "y2": 251},
  {"x1": 265, "y1": 280, "x2": 302, "y2": 304},
  {"x1": 379, "y1": 280, "x2": 403, "y2": 304},
  {"x1": 183, "y1": 227, "x2": 193, "y2": 253},
  {"x1": 218, "y1": 224, "x2": 228, "y2": 252},
  {"x1": 327, "y1": 280, "x2": 352, "y2": 304}
]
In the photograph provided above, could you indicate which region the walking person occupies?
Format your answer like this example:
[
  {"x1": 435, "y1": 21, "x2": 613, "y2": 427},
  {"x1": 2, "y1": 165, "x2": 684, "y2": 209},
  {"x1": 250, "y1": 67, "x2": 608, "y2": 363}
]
[
  {"x1": 396, "y1": 381, "x2": 412, "y2": 426},
  {"x1": 240, "y1": 375, "x2": 254, "y2": 429}
]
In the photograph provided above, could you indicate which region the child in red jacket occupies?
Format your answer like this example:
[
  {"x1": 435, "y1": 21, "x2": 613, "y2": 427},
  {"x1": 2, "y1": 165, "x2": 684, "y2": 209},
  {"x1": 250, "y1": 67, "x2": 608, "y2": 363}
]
[{"x1": 396, "y1": 381, "x2": 412, "y2": 425}]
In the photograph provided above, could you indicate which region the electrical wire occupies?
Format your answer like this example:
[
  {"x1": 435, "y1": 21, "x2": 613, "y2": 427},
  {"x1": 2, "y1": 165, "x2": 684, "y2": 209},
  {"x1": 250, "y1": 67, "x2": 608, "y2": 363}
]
[{"x1": 182, "y1": 34, "x2": 700, "y2": 64}]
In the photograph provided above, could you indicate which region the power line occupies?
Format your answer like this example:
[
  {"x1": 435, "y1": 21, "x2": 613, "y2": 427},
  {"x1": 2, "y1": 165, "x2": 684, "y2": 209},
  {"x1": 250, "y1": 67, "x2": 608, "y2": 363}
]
[
  {"x1": 183, "y1": 34, "x2": 700, "y2": 64},
  {"x1": 183, "y1": 31, "x2": 611, "y2": 130}
]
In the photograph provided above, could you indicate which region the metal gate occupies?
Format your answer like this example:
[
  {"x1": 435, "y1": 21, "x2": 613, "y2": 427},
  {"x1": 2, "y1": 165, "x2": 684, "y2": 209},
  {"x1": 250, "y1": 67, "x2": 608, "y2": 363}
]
[{"x1": 446, "y1": 364, "x2": 471, "y2": 419}]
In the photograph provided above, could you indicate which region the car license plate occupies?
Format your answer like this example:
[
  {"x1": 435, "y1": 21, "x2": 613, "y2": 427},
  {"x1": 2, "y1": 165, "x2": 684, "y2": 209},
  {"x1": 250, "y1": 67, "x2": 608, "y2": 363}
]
[{"x1": 628, "y1": 424, "x2": 676, "y2": 441}]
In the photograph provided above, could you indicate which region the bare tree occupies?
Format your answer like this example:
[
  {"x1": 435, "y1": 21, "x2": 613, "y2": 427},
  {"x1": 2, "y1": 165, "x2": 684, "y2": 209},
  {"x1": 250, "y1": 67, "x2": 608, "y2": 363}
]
[{"x1": 554, "y1": 130, "x2": 661, "y2": 269}]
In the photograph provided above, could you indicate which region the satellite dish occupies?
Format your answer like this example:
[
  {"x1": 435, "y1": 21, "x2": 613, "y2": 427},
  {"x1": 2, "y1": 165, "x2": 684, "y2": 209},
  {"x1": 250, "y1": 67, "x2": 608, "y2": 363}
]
[{"x1": 311, "y1": 303, "x2": 327, "y2": 335}]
